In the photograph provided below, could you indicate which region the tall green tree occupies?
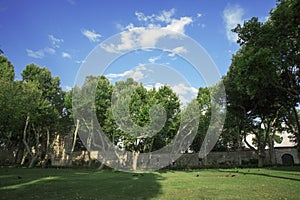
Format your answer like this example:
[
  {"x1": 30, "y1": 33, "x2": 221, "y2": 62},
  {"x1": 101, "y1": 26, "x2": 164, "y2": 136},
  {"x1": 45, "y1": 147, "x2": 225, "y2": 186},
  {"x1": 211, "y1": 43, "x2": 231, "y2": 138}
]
[
  {"x1": 0, "y1": 55, "x2": 17, "y2": 149},
  {"x1": 21, "y1": 64, "x2": 65, "y2": 168},
  {"x1": 151, "y1": 85, "x2": 181, "y2": 151},
  {"x1": 225, "y1": 8, "x2": 299, "y2": 166},
  {"x1": 95, "y1": 76, "x2": 114, "y2": 140},
  {"x1": 225, "y1": 44, "x2": 284, "y2": 166},
  {"x1": 268, "y1": 0, "x2": 300, "y2": 156},
  {"x1": 0, "y1": 55, "x2": 14, "y2": 81},
  {"x1": 0, "y1": 58, "x2": 44, "y2": 165},
  {"x1": 109, "y1": 79, "x2": 181, "y2": 170},
  {"x1": 190, "y1": 87, "x2": 211, "y2": 153}
]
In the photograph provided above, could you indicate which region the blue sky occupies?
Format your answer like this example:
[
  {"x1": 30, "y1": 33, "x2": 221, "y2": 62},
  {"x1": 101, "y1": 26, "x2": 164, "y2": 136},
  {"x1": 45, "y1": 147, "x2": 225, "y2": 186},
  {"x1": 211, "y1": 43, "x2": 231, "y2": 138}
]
[{"x1": 0, "y1": 0, "x2": 277, "y2": 103}]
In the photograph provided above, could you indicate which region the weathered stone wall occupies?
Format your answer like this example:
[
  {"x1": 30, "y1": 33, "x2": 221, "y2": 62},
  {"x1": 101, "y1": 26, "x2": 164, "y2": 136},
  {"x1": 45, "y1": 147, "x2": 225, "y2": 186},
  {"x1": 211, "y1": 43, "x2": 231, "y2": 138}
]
[
  {"x1": 175, "y1": 148, "x2": 299, "y2": 167},
  {"x1": 175, "y1": 150, "x2": 258, "y2": 167},
  {"x1": 1, "y1": 143, "x2": 298, "y2": 168},
  {"x1": 50, "y1": 147, "x2": 299, "y2": 168},
  {"x1": 274, "y1": 148, "x2": 299, "y2": 165}
]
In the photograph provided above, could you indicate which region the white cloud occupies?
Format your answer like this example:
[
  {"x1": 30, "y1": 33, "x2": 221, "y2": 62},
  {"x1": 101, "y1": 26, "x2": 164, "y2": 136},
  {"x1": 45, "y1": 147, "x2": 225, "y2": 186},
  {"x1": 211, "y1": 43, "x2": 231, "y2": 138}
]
[
  {"x1": 223, "y1": 5, "x2": 244, "y2": 43},
  {"x1": 106, "y1": 64, "x2": 146, "y2": 81},
  {"x1": 26, "y1": 47, "x2": 55, "y2": 59},
  {"x1": 44, "y1": 47, "x2": 56, "y2": 54},
  {"x1": 148, "y1": 55, "x2": 161, "y2": 63},
  {"x1": 135, "y1": 11, "x2": 155, "y2": 22},
  {"x1": 75, "y1": 60, "x2": 85, "y2": 64},
  {"x1": 259, "y1": 16, "x2": 269, "y2": 23},
  {"x1": 135, "y1": 8, "x2": 175, "y2": 24},
  {"x1": 178, "y1": 95, "x2": 191, "y2": 106},
  {"x1": 101, "y1": 9, "x2": 193, "y2": 53},
  {"x1": 26, "y1": 35, "x2": 62, "y2": 59},
  {"x1": 172, "y1": 83, "x2": 198, "y2": 95},
  {"x1": 172, "y1": 83, "x2": 198, "y2": 105},
  {"x1": 156, "y1": 8, "x2": 176, "y2": 23},
  {"x1": 165, "y1": 17, "x2": 192, "y2": 33},
  {"x1": 107, "y1": 64, "x2": 198, "y2": 106},
  {"x1": 63, "y1": 85, "x2": 72, "y2": 91},
  {"x1": 168, "y1": 46, "x2": 187, "y2": 57},
  {"x1": 48, "y1": 35, "x2": 64, "y2": 48},
  {"x1": 154, "y1": 82, "x2": 165, "y2": 90},
  {"x1": 144, "y1": 83, "x2": 169, "y2": 91},
  {"x1": 81, "y1": 29, "x2": 101, "y2": 42},
  {"x1": 145, "y1": 82, "x2": 198, "y2": 105},
  {"x1": 26, "y1": 49, "x2": 45, "y2": 59},
  {"x1": 62, "y1": 52, "x2": 72, "y2": 59}
]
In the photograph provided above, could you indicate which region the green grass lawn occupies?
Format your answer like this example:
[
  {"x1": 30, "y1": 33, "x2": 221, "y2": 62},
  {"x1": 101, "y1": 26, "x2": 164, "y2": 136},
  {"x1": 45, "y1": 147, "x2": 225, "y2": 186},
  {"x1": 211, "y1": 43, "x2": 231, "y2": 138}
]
[{"x1": 0, "y1": 167, "x2": 300, "y2": 200}]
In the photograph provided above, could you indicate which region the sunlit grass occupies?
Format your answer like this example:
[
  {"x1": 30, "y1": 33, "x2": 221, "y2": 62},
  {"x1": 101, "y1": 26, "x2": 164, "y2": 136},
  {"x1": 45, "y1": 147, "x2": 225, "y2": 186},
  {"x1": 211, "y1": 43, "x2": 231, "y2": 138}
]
[
  {"x1": 0, "y1": 176, "x2": 58, "y2": 190},
  {"x1": 0, "y1": 167, "x2": 299, "y2": 199}
]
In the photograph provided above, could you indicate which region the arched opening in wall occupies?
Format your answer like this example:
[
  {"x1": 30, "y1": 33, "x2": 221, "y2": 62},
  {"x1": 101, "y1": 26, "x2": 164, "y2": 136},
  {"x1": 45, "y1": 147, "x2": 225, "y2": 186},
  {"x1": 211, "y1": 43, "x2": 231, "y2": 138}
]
[{"x1": 281, "y1": 154, "x2": 294, "y2": 165}]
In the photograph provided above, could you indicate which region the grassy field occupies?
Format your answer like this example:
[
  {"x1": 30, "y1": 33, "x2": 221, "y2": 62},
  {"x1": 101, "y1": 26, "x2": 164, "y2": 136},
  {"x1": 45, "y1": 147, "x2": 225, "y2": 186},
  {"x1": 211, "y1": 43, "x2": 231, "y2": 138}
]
[{"x1": 0, "y1": 167, "x2": 300, "y2": 200}]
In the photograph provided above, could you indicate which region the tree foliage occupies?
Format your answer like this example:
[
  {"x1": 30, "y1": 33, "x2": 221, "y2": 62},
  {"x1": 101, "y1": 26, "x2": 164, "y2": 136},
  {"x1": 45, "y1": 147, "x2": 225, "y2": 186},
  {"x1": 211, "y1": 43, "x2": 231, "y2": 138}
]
[{"x1": 224, "y1": 0, "x2": 300, "y2": 166}]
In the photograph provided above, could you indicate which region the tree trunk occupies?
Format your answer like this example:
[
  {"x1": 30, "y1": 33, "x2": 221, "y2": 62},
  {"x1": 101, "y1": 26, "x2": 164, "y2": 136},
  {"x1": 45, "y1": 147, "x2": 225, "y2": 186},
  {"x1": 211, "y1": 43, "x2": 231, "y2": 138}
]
[
  {"x1": 88, "y1": 151, "x2": 92, "y2": 167},
  {"x1": 98, "y1": 158, "x2": 105, "y2": 170},
  {"x1": 236, "y1": 139, "x2": 242, "y2": 166},
  {"x1": 203, "y1": 142, "x2": 207, "y2": 166},
  {"x1": 20, "y1": 151, "x2": 28, "y2": 166},
  {"x1": 132, "y1": 151, "x2": 140, "y2": 171},
  {"x1": 268, "y1": 131, "x2": 276, "y2": 165},
  {"x1": 236, "y1": 126, "x2": 242, "y2": 166},
  {"x1": 71, "y1": 119, "x2": 80, "y2": 154},
  {"x1": 257, "y1": 144, "x2": 266, "y2": 168},
  {"x1": 69, "y1": 119, "x2": 80, "y2": 165},
  {"x1": 14, "y1": 141, "x2": 24, "y2": 164},
  {"x1": 27, "y1": 124, "x2": 41, "y2": 168},
  {"x1": 29, "y1": 155, "x2": 38, "y2": 168},
  {"x1": 41, "y1": 129, "x2": 50, "y2": 167},
  {"x1": 22, "y1": 115, "x2": 34, "y2": 167},
  {"x1": 258, "y1": 155, "x2": 264, "y2": 167},
  {"x1": 83, "y1": 118, "x2": 93, "y2": 168}
]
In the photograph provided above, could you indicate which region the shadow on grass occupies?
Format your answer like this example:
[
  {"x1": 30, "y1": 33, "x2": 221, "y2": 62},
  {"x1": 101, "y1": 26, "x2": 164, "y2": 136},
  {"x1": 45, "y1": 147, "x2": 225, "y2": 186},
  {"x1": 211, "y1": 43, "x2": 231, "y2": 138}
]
[
  {"x1": 0, "y1": 168, "x2": 164, "y2": 200},
  {"x1": 218, "y1": 167, "x2": 300, "y2": 182},
  {"x1": 267, "y1": 165, "x2": 300, "y2": 172}
]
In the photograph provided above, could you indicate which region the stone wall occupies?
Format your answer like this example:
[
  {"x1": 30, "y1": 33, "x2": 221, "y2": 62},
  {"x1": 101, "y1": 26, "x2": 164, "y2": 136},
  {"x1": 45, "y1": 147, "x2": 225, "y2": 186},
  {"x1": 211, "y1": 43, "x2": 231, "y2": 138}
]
[
  {"x1": 274, "y1": 147, "x2": 299, "y2": 165},
  {"x1": 49, "y1": 147, "x2": 299, "y2": 168},
  {"x1": 175, "y1": 150, "x2": 258, "y2": 167},
  {"x1": 1, "y1": 144, "x2": 298, "y2": 168},
  {"x1": 175, "y1": 147, "x2": 299, "y2": 167}
]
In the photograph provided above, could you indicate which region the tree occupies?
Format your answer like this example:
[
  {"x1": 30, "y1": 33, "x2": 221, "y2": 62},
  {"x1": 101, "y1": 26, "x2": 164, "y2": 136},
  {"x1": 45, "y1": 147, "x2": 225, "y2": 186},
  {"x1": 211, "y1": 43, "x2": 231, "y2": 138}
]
[
  {"x1": 108, "y1": 78, "x2": 181, "y2": 170},
  {"x1": 190, "y1": 87, "x2": 211, "y2": 153},
  {"x1": 21, "y1": 64, "x2": 65, "y2": 168},
  {"x1": 0, "y1": 56, "x2": 16, "y2": 140},
  {"x1": 226, "y1": 0, "x2": 300, "y2": 165},
  {"x1": 151, "y1": 85, "x2": 181, "y2": 151},
  {"x1": 95, "y1": 76, "x2": 114, "y2": 140},
  {"x1": 225, "y1": 46, "x2": 285, "y2": 166},
  {"x1": 225, "y1": 14, "x2": 294, "y2": 166},
  {"x1": 0, "y1": 55, "x2": 14, "y2": 81},
  {"x1": 63, "y1": 88, "x2": 84, "y2": 164},
  {"x1": 0, "y1": 80, "x2": 42, "y2": 165},
  {"x1": 268, "y1": 0, "x2": 300, "y2": 157},
  {"x1": 0, "y1": 56, "x2": 30, "y2": 163}
]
